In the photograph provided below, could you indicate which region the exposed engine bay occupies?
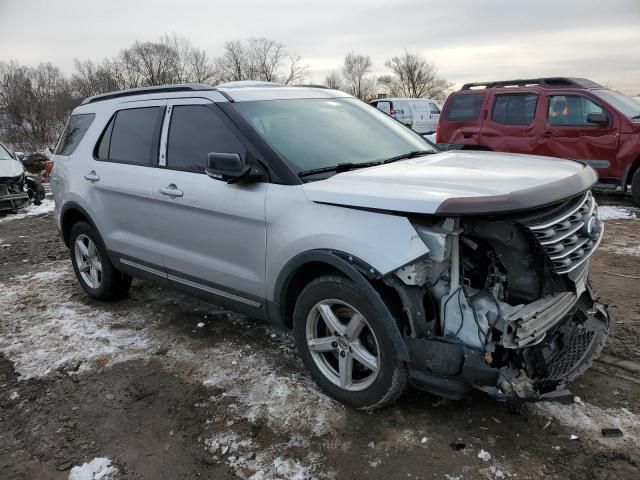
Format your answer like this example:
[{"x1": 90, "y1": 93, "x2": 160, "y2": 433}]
[{"x1": 387, "y1": 191, "x2": 612, "y2": 400}]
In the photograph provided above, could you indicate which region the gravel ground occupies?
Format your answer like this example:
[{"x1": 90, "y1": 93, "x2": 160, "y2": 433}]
[{"x1": 0, "y1": 194, "x2": 639, "y2": 480}]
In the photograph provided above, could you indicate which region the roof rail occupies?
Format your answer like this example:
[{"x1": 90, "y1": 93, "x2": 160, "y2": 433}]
[
  {"x1": 295, "y1": 84, "x2": 331, "y2": 89},
  {"x1": 460, "y1": 77, "x2": 602, "y2": 90},
  {"x1": 80, "y1": 84, "x2": 216, "y2": 105}
]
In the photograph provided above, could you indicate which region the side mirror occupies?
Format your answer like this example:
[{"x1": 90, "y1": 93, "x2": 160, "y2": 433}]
[
  {"x1": 14, "y1": 151, "x2": 25, "y2": 162},
  {"x1": 586, "y1": 112, "x2": 608, "y2": 125},
  {"x1": 205, "y1": 152, "x2": 262, "y2": 184}
]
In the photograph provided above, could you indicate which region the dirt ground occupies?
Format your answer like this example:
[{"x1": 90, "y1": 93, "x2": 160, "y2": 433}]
[{"x1": 0, "y1": 193, "x2": 639, "y2": 480}]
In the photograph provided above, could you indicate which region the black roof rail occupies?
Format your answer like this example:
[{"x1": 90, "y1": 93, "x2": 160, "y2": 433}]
[
  {"x1": 80, "y1": 83, "x2": 216, "y2": 105},
  {"x1": 460, "y1": 77, "x2": 602, "y2": 91}
]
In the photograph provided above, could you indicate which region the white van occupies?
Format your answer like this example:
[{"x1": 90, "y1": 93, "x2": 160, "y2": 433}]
[{"x1": 370, "y1": 98, "x2": 441, "y2": 134}]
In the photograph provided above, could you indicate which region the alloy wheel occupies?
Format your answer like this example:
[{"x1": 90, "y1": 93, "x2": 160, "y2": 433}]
[
  {"x1": 74, "y1": 234, "x2": 102, "y2": 289},
  {"x1": 305, "y1": 299, "x2": 380, "y2": 391}
]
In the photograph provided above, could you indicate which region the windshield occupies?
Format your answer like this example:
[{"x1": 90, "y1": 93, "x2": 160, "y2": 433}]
[
  {"x1": 234, "y1": 97, "x2": 435, "y2": 172},
  {"x1": 592, "y1": 89, "x2": 640, "y2": 119},
  {"x1": 0, "y1": 144, "x2": 13, "y2": 160}
]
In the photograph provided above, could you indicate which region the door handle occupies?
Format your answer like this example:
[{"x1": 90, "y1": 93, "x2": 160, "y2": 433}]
[
  {"x1": 542, "y1": 131, "x2": 553, "y2": 138},
  {"x1": 84, "y1": 171, "x2": 100, "y2": 182},
  {"x1": 159, "y1": 184, "x2": 183, "y2": 197}
]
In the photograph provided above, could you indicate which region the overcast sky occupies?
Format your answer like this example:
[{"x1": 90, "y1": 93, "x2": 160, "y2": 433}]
[{"x1": 1, "y1": 0, "x2": 639, "y2": 94}]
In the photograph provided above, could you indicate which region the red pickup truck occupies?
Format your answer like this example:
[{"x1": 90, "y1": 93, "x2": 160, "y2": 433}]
[{"x1": 437, "y1": 77, "x2": 640, "y2": 205}]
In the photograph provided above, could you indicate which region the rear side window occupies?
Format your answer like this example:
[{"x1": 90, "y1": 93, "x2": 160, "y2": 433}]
[
  {"x1": 166, "y1": 105, "x2": 246, "y2": 172},
  {"x1": 444, "y1": 93, "x2": 485, "y2": 121},
  {"x1": 55, "y1": 113, "x2": 95, "y2": 156},
  {"x1": 96, "y1": 107, "x2": 164, "y2": 165},
  {"x1": 492, "y1": 93, "x2": 538, "y2": 125}
]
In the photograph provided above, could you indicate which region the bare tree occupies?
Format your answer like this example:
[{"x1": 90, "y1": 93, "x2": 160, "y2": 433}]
[
  {"x1": 378, "y1": 51, "x2": 452, "y2": 100},
  {"x1": 0, "y1": 61, "x2": 75, "y2": 151},
  {"x1": 324, "y1": 70, "x2": 343, "y2": 90},
  {"x1": 215, "y1": 38, "x2": 307, "y2": 85},
  {"x1": 160, "y1": 33, "x2": 216, "y2": 83},
  {"x1": 342, "y1": 52, "x2": 375, "y2": 101},
  {"x1": 121, "y1": 41, "x2": 181, "y2": 86}
]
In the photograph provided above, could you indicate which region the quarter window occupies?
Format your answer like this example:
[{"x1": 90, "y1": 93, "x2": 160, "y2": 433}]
[
  {"x1": 492, "y1": 93, "x2": 538, "y2": 125},
  {"x1": 548, "y1": 95, "x2": 606, "y2": 126},
  {"x1": 166, "y1": 105, "x2": 246, "y2": 172},
  {"x1": 96, "y1": 107, "x2": 164, "y2": 165},
  {"x1": 55, "y1": 113, "x2": 95, "y2": 156},
  {"x1": 444, "y1": 93, "x2": 485, "y2": 121}
]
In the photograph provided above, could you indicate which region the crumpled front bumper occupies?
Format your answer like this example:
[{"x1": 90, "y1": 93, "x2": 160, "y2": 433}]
[{"x1": 0, "y1": 189, "x2": 30, "y2": 212}]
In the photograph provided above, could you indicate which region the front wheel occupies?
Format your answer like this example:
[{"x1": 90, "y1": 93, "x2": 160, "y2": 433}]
[
  {"x1": 631, "y1": 169, "x2": 640, "y2": 207},
  {"x1": 293, "y1": 275, "x2": 408, "y2": 410}
]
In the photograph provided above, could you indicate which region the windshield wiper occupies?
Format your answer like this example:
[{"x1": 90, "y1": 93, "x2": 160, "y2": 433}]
[
  {"x1": 380, "y1": 150, "x2": 435, "y2": 164},
  {"x1": 297, "y1": 161, "x2": 381, "y2": 178}
]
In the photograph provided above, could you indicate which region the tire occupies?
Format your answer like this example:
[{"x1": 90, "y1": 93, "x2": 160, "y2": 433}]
[
  {"x1": 293, "y1": 275, "x2": 408, "y2": 410},
  {"x1": 24, "y1": 176, "x2": 45, "y2": 206},
  {"x1": 69, "y1": 221, "x2": 131, "y2": 300},
  {"x1": 632, "y1": 169, "x2": 640, "y2": 207}
]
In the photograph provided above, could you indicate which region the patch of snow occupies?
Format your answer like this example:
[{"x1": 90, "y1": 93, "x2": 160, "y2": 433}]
[
  {"x1": 0, "y1": 261, "x2": 341, "y2": 437},
  {"x1": 0, "y1": 198, "x2": 55, "y2": 224},
  {"x1": 9, "y1": 391, "x2": 19, "y2": 401},
  {"x1": 204, "y1": 432, "x2": 321, "y2": 479},
  {"x1": 601, "y1": 243, "x2": 640, "y2": 257},
  {"x1": 598, "y1": 206, "x2": 636, "y2": 221},
  {"x1": 534, "y1": 401, "x2": 640, "y2": 448},
  {"x1": 68, "y1": 457, "x2": 118, "y2": 480},
  {"x1": 477, "y1": 449, "x2": 491, "y2": 461},
  {"x1": 196, "y1": 322, "x2": 205, "y2": 328}
]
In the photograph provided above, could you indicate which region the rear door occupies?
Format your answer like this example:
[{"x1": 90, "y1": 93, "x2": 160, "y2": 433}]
[
  {"x1": 88, "y1": 100, "x2": 165, "y2": 267},
  {"x1": 439, "y1": 92, "x2": 486, "y2": 145},
  {"x1": 533, "y1": 93, "x2": 619, "y2": 176},
  {"x1": 479, "y1": 92, "x2": 539, "y2": 153},
  {"x1": 409, "y1": 100, "x2": 435, "y2": 134},
  {"x1": 152, "y1": 97, "x2": 268, "y2": 303}
]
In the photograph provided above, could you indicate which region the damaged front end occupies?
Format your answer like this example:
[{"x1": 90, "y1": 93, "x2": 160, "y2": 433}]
[
  {"x1": 0, "y1": 172, "x2": 45, "y2": 213},
  {"x1": 386, "y1": 191, "x2": 612, "y2": 400}
]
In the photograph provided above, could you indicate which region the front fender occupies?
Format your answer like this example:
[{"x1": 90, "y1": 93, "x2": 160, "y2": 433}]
[{"x1": 269, "y1": 249, "x2": 409, "y2": 361}]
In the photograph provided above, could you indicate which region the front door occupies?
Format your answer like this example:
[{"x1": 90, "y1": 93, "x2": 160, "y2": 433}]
[
  {"x1": 151, "y1": 97, "x2": 268, "y2": 304},
  {"x1": 533, "y1": 93, "x2": 619, "y2": 179}
]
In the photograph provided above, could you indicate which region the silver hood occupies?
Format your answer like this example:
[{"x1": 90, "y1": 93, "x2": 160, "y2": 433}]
[
  {"x1": 0, "y1": 159, "x2": 25, "y2": 179},
  {"x1": 302, "y1": 151, "x2": 597, "y2": 215}
]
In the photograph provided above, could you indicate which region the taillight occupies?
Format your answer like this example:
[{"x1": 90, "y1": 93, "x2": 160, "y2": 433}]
[
  {"x1": 44, "y1": 160, "x2": 54, "y2": 176},
  {"x1": 435, "y1": 123, "x2": 441, "y2": 144}
]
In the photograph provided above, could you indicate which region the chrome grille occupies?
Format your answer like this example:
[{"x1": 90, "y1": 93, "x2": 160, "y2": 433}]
[{"x1": 520, "y1": 192, "x2": 604, "y2": 275}]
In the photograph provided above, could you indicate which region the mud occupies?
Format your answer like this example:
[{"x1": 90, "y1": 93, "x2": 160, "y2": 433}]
[{"x1": 1, "y1": 194, "x2": 639, "y2": 480}]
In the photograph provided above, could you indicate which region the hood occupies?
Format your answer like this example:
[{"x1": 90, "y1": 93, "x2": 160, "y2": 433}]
[
  {"x1": 0, "y1": 159, "x2": 26, "y2": 179},
  {"x1": 302, "y1": 150, "x2": 597, "y2": 215}
]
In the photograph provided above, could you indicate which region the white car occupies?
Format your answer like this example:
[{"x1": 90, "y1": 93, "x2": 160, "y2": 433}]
[
  {"x1": 0, "y1": 142, "x2": 45, "y2": 213},
  {"x1": 370, "y1": 97, "x2": 441, "y2": 134}
]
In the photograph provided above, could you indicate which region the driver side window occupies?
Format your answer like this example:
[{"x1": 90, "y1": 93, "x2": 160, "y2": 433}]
[
  {"x1": 166, "y1": 105, "x2": 246, "y2": 172},
  {"x1": 547, "y1": 95, "x2": 605, "y2": 126}
]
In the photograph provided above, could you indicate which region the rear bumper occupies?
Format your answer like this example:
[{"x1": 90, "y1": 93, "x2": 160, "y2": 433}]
[{"x1": 0, "y1": 192, "x2": 30, "y2": 212}]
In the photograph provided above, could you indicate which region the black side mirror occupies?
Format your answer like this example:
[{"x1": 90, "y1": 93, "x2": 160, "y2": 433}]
[
  {"x1": 205, "y1": 152, "x2": 262, "y2": 184},
  {"x1": 586, "y1": 112, "x2": 608, "y2": 125}
]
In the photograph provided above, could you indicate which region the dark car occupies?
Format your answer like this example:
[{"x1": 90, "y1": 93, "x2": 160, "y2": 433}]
[{"x1": 437, "y1": 77, "x2": 640, "y2": 205}]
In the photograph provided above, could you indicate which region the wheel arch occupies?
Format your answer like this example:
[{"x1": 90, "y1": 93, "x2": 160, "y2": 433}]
[
  {"x1": 623, "y1": 155, "x2": 640, "y2": 191},
  {"x1": 60, "y1": 202, "x2": 99, "y2": 247},
  {"x1": 269, "y1": 249, "x2": 409, "y2": 361}
]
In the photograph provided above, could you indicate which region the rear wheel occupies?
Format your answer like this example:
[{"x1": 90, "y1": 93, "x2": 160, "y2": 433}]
[
  {"x1": 293, "y1": 275, "x2": 408, "y2": 409},
  {"x1": 631, "y1": 169, "x2": 640, "y2": 207},
  {"x1": 69, "y1": 221, "x2": 131, "y2": 300}
]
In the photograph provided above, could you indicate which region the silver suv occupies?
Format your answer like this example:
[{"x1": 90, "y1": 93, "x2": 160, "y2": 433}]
[{"x1": 51, "y1": 82, "x2": 611, "y2": 409}]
